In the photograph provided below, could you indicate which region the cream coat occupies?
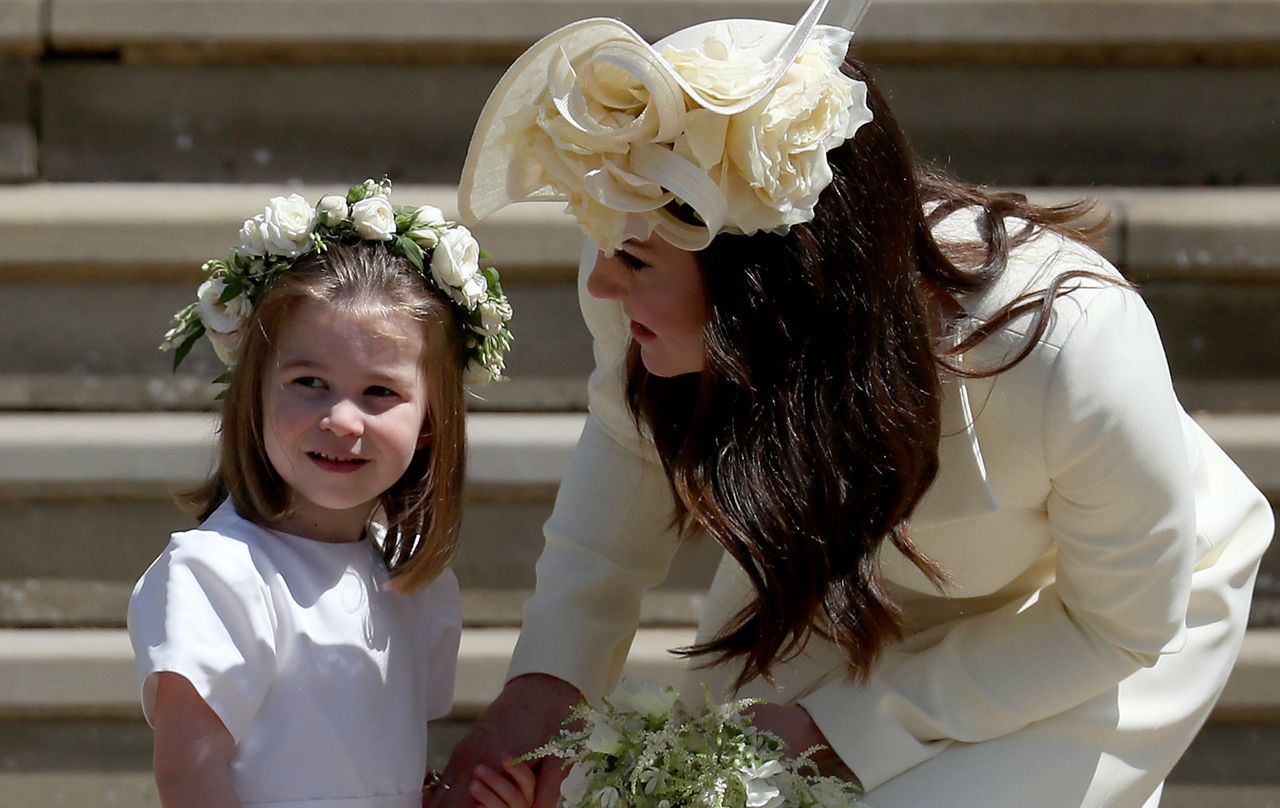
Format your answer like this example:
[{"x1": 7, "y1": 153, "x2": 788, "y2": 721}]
[{"x1": 507, "y1": 213, "x2": 1274, "y2": 807}]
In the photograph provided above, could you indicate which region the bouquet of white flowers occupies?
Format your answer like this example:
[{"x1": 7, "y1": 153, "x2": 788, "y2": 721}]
[{"x1": 523, "y1": 678, "x2": 866, "y2": 808}]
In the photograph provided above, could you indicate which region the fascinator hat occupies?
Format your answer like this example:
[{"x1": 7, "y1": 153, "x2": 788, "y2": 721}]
[{"x1": 459, "y1": 0, "x2": 874, "y2": 253}]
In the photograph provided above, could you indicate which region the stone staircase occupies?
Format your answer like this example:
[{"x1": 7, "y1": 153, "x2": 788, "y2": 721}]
[{"x1": 1, "y1": 1, "x2": 1278, "y2": 805}]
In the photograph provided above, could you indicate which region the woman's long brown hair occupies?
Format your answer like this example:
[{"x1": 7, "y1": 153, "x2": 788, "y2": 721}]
[{"x1": 626, "y1": 57, "x2": 1116, "y2": 690}]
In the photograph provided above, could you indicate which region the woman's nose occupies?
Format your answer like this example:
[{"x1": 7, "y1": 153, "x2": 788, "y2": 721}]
[
  {"x1": 320, "y1": 399, "x2": 364, "y2": 436},
  {"x1": 586, "y1": 252, "x2": 627, "y2": 300}
]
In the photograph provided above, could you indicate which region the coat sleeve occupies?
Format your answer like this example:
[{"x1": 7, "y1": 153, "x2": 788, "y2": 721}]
[
  {"x1": 798, "y1": 285, "x2": 1197, "y2": 791},
  {"x1": 506, "y1": 241, "x2": 685, "y2": 702}
]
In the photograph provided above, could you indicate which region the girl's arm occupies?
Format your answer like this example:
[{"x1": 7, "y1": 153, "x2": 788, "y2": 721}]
[{"x1": 152, "y1": 672, "x2": 241, "y2": 808}]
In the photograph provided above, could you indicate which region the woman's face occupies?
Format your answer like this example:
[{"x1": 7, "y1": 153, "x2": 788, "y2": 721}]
[{"x1": 586, "y1": 235, "x2": 708, "y2": 378}]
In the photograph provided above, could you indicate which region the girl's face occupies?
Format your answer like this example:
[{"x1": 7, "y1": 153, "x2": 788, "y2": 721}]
[
  {"x1": 587, "y1": 235, "x2": 708, "y2": 377},
  {"x1": 262, "y1": 300, "x2": 430, "y2": 542}
]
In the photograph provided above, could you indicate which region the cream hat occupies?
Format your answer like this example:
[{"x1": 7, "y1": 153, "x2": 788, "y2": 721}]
[{"x1": 459, "y1": 0, "x2": 874, "y2": 252}]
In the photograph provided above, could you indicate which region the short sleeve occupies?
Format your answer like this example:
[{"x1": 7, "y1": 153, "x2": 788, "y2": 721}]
[
  {"x1": 422, "y1": 569, "x2": 462, "y2": 720},
  {"x1": 127, "y1": 532, "x2": 278, "y2": 743}
]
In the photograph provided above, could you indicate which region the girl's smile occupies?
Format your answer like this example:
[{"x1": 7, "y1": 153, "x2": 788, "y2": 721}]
[{"x1": 262, "y1": 300, "x2": 431, "y2": 542}]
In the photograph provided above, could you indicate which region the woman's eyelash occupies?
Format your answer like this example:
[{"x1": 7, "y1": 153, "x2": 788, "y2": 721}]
[{"x1": 616, "y1": 251, "x2": 647, "y2": 270}]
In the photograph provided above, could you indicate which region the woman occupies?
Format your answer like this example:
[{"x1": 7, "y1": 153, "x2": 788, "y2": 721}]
[{"x1": 437, "y1": 1, "x2": 1274, "y2": 805}]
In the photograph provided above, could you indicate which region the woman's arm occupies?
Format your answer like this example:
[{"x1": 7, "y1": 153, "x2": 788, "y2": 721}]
[
  {"x1": 152, "y1": 672, "x2": 241, "y2": 808},
  {"x1": 796, "y1": 286, "x2": 1197, "y2": 791}
]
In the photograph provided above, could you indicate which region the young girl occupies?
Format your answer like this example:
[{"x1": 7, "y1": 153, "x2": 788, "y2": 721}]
[
  {"x1": 127, "y1": 180, "x2": 528, "y2": 808},
  {"x1": 440, "y1": 1, "x2": 1274, "y2": 806}
]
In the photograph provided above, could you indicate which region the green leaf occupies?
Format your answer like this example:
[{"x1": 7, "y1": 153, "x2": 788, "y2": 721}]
[
  {"x1": 479, "y1": 247, "x2": 493, "y2": 260},
  {"x1": 397, "y1": 235, "x2": 425, "y2": 271},
  {"x1": 171, "y1": 325, "x2": 205, "y2": 373},
  {"x1": 346, "y1": 183, "x2": 366, "y2": 204},
  {"x1": 212, "y1": 370, "x2": 233, "y2": 385},
  {"x1": 218, "y1": 279, "x2": 244, "y2": 303}
]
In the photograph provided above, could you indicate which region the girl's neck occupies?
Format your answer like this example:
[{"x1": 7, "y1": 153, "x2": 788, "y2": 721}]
[{"x1": 268, "y1": 508, "x2": 370, "y2": 544}]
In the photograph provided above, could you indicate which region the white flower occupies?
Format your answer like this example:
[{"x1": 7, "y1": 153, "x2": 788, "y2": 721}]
[
  {"x1": 609, "y1": 677, "x2": 681, "y2": 719},
  {"x1": 431, "y1": 226, "x2": 481, "y2": 287},
  {"x1": 455, "y1": 272, "x2": 488, "y2": 308},
  {"x1": 585, "y1": 720, "x2": 622, "y2": 755},
  {"x1": 596, "y1": 786, "x2": 621, "y2": 808},
  {"x1": 475, "y1": 298, "x2": 512, "y2": 337},
  {"x1": 316, "y1": 194, "x2": 349, "y2": 227},
  {"x1": 722, "y1": 36, "x2": 871, "y2": 234},
  {"x1": 206, "y1": 328, "x2": 244, "y2": 365},
  {"x1": 739, "y1": 761, "x2": 785, "y2": 808},
  {"x1": 350, "y1": 195, "x2": 396, "y2": 241},
  {"x1": 405, "y1": 205, "x2": 445, "y2": 247},
  {"x1": 236, "y1": 194, "x2": 317, "y2": 258},
  {"x1": 559, "y1": 763, "x2": 592, "y2": 806},
  {"x1": 196, "y1": 277, "x2": 251, "y2": 334}
]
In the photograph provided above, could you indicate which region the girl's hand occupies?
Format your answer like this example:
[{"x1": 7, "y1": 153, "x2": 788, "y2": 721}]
[
  {"x1": 469, "y1": 761, "x2": 536, "y2": 808},
  {"x1": 427, "y1": 673, "x2": 581, "y2": 808}
]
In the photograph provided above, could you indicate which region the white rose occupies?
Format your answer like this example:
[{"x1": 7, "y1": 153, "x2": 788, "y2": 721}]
[
  {"x1": 559, "y1": 764, "x2": 592, "y2": 807},
  {"x1": 430, "y1": 226, "x2": 481, "y2": 288},
  {"x1": 609, "y1": 677, "x2": 680, "y2": 719},
  {"x1": 584, "y1": 721, "x2": 622, "y2": 755},
  {"x1": 723, "y1": 39, "x2": 871, "y2": 233},
  {"x1": 316, "y1": 194, "x2": 349, "y2": 227},
  {"x1": 236, "y1": 194, "x2": 316, "y2": 258},
  {"x1": 663, "y1": 33, "x2": 774, "y2": 105},
  {"x1": 350, "y1": 195, "x2": 396, "y2": 241},
  {"x1": 207, "y1": 328, "x2": 244, "y2": 365},
  {"x1": 463, "y1": 363, "x2": 495, "y2": 386},
  {"x1": 406, "y1": 205, "x2": 446, "y2": 247},
  {"x1": 474, "y1": 298, "x2": 512, "y2": 337},
  {"x1": 738, "y1": 761, "x2": 785, "y2": 808},
  {"x1": 454, "y1": 272, "x2": 488, "y2": 309},
  {"x1": 196, "y1": 278, "x2": 251, "y2": 334}
]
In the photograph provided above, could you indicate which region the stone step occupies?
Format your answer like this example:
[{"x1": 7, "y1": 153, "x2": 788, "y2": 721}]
[
  {"x1": 2, "y1": 184, "x2": 1280, "y2": 411},
  {"x1": 0, "y1": 628, "x2": 1276, "y2": 807},
  {"x1": 24, "y1": 62, "x2": 1280, "y2": 186},
  {"x1": 43, "y1": 0, "x2": 1280, "y2": 61},
  {"x1": 11, "y1": 2, "x2": 1280, "y2": 187},
  {"x1": 0, "y1": 411, "x2": 1276, "y2": 628},
  {"x1": 0, "y1": 412, "x2": 724, "y2": 612},
  {"x1": 3, "y1": 626, "x2": 1278, "y2": 722}
]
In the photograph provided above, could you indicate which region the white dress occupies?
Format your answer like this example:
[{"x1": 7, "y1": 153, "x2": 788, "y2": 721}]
[
  {"x1": 128, "y1": 499, "x2": 461, "y2": 808},
  {"x1": 506, "y1": 219, "x2": 1274, "y2": 807}
]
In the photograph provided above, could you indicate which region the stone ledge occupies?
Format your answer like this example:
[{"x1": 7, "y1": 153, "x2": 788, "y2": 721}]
[
  {"x1": 45, "y1": 0, "x2": 1280, "y2": 52},
  {"x1": 4, "y1": 184, "x2": 1280, "y2": 281},
  {"x1": 0, "y1": 183, "x2": 578, "y2": 278},
  {"x1": 0, "y1": 0, "x2": 40, "y2": 55},
  {"x1": 3, "y1": 627, "x2": 1279, "y2": 720},
  {"x1": 0, "y1": 411, "x2": 586, "y2": 496},
  {"x1": 1, "y1": 411, "x2": 1277, "y2": 497}
]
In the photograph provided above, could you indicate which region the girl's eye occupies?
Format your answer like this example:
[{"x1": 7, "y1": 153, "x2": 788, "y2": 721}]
[
  {"x1": 366, "y1": 386, "x2": 400, "y2": 399},
  {"x1": 292, "y1": 376, "x2": 326, "y2": 390},
  {"x1": 616, "y1": 250, "x2": 648, "y2": 271}
]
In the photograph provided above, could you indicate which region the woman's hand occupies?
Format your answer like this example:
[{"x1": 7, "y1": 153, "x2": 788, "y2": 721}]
[
  {"x1": 749, "y1": 702, "x2": 861, "y2": 786},
  {"x1": 427, "y1": 673, "x2": 582, "y2": 808},
  {"x1": 748, "y1": 702, "x2": 829, "y2": 759}
]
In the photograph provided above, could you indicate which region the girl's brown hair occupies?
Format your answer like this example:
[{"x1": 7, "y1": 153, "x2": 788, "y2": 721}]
[
  {"x1": 184, "y1": 242, "x2": 466, "y2": 592},
  {"x1": 626, "y1": 57, "x2": 1115, "y2": 690}
]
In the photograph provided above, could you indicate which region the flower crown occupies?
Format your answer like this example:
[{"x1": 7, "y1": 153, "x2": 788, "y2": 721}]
[
  {"x1": 460, "y1": 0, "x2": 874, "y2": 253},
  {"x1": 162, "y1": 179, "x2": 514, "y2": 385}
]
